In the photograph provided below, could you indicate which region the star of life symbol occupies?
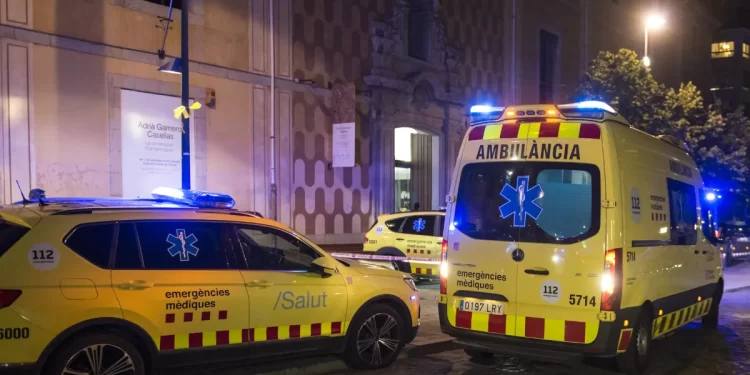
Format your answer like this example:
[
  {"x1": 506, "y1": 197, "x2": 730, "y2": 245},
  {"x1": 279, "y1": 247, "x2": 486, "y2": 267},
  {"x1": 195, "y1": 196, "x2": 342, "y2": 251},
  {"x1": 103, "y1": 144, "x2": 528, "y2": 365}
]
[
  {"x1": 166, "y1": 229, "x2": 199, "y2": 262},
  {"x1": 499, "y1": 175, "x2": 544, "y2": 227},
  {"x1": 413, "y1": 218, "x2": 427, "y2": 233}
]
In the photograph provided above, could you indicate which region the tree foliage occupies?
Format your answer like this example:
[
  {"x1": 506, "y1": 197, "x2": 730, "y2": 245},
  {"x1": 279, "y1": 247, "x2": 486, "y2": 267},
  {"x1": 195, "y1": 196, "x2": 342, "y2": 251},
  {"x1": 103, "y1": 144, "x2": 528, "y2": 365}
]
[{"x1": 574, "y1": 48, "x2": 750, "y2": 189}]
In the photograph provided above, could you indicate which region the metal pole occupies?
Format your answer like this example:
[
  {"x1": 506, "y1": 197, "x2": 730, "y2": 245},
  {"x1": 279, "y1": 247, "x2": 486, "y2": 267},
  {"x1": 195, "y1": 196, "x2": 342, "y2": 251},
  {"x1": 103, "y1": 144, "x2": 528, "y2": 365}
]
[
  {"x1": 269, "y1": 0, "x2": 277, "y2": 220},
  {"x1": 644, "y1": 27, "x2": 649, "y2": 58},
  {"x1": 181, "y1": 0, "x2": 191, "y2": 189}
]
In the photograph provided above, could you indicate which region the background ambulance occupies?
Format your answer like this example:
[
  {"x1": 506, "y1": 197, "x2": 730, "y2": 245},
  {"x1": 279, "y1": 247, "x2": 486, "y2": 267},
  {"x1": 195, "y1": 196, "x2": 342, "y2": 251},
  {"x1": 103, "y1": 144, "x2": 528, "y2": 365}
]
[{"x1": 438, "y1": 101, "x2": 723, "y2": 374}]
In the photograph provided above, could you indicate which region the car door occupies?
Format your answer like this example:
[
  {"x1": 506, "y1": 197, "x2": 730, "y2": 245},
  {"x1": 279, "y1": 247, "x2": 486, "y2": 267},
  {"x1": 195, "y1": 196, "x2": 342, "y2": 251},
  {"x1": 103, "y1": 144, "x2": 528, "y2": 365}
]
[
  {"x1": 111, "y1": 221, "x2": 250, "y2": 360},
  {"x1": 233, "y1": 224, "x2": 348, "y2": 346}
]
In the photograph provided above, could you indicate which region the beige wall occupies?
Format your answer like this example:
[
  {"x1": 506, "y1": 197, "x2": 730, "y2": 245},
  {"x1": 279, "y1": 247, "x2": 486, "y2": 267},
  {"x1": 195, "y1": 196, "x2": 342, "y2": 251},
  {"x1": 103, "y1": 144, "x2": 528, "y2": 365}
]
[
  {"x1": 30, "y1": 44, "x2": 257, "y2": 209},
  {"x1": 33, "y1": 0, "x2": 251, "y2": 71}
]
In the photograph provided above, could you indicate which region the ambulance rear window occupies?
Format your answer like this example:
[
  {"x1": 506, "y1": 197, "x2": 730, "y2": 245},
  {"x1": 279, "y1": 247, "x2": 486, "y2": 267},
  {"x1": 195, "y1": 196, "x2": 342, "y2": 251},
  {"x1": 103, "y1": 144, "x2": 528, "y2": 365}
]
[{"x1": 453, "y1": 162, "x2": 600, "y2": 244}]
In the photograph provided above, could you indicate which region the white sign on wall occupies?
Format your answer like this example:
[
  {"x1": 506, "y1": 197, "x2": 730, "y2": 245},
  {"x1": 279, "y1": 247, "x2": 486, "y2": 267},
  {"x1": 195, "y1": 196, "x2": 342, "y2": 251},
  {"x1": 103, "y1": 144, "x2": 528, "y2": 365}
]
[
  {"x1": 332, "y1": 122, "x2": 356, "y2": 168},
  {"x1": 120, "y1": 90, "x2": 193, "y2": 198}
]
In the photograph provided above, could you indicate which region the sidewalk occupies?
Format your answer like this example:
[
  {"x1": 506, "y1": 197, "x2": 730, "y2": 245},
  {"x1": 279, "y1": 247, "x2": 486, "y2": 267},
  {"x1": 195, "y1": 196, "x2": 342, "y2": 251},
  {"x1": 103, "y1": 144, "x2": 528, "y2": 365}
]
[{"x1": 723, "y1": 259, "x2": 750, "y2": 292}]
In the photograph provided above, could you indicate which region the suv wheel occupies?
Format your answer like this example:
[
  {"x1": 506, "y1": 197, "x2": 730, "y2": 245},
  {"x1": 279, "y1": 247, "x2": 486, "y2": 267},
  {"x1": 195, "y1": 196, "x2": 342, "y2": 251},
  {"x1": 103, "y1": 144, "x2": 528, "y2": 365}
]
[
  {"x1": 344, "y1": 304, "x2": 405, "y2": 369},
  {"x1": 616, "y1": 309, "x2": 652, "y2": 374},
  {"x1": 46, "y1": 333, "x2": 145, "y2": 375}
]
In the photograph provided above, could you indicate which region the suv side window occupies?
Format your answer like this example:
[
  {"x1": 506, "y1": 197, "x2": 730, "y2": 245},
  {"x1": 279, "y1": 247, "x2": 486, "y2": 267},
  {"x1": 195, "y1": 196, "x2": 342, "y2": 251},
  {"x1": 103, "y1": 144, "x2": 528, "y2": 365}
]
[
  {"x1": 64, "y1": 223, "x2": 116, "y2": 268},
  {"x1": 667, "y1": 179, "x2": 698, "y2": 245},
  {"x1": 114, "y1": 223, "x2": 144, "y2": 269},
  {"x1": 401, "y1": 215, "x2": 437, "y2": 236},
  {"x1": 385, "y1": 218, "x2": 405, "y2": 232},
  {"x1": 134, "y1": 221, "x2": 233, "y2": 270},
  {"x1": 235, "y1": 225, "x2": 321, "y2": 271},
  {"x1": 438, "y1": 215, "x2": 446, "y2": 237}
]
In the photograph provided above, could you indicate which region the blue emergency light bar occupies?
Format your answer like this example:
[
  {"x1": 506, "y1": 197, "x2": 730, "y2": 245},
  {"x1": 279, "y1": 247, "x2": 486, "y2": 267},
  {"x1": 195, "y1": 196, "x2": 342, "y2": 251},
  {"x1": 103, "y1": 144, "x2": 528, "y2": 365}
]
[
  {"x1": 151, "y1": 187, "x2": 236, "y2": 209},
  {"x1": 469, "y1": 105, "x2": 505, "y2": 124},
  {"x1": 557, "y1": 101, "x2": 616, "y2": 114}
]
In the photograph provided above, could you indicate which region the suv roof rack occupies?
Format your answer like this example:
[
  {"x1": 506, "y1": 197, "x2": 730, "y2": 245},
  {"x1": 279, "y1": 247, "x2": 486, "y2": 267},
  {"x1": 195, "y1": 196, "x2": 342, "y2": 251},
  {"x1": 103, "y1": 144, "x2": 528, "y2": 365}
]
[{"x1": 50, "y1": 206, "x2": 262, "y2": 218}]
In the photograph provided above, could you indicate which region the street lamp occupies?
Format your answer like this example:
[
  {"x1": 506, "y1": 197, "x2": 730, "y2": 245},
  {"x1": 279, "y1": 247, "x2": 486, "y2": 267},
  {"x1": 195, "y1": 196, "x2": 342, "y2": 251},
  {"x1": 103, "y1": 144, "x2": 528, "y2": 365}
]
[{"x1": 643, "y1": 13, "x2": 666, "y2": 67}]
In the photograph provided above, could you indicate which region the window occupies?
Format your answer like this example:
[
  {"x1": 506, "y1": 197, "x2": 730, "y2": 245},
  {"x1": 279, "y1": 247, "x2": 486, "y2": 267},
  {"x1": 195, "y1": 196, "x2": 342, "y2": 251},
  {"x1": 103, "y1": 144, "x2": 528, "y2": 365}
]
[
  {"x1": 667, "y1": 179, "x2": 698, "y2": 245},
  {"x1": 454, "y1": 162, "x2": 600, "y2": 244},
  {"x1": 539, "y1": 30, "x2": 559, "y2": 103},
  {"x1": 712, "y1": 41, "x2": 735, "y2": 58},
  {"x1": 65, "y1": 224, "x2": 115, "y2": 268},
  {"x1": 0, "y1": 223, "x2": 28, "y2": 259},
  {"x1": 401, "y1": 215, "x2": 437, "y2": 236},
  {"x1": 438, "y1": 215, "x2": 446, "y2": 237},
  {"x1": 385, "y1": 218, "x2": 406, "y2": 231},
  {"x1": 408, "y1": 0, "x2": 429, "y2": 61},
  {"x1": 236, "y1": 226, "x2": 321, "y2": 271},
  {"x1": 115, "y1": 223, "x2": 143, "y2": 269},
  {"x1": 745, "y1": 43, "x2": 750, "y2": 58},
  {"x1": 135, "y1": 221, "x2": 232, "y2": 270},
  {"x1": 144, "y1": 0, "x2": 182, "y2": 9}
]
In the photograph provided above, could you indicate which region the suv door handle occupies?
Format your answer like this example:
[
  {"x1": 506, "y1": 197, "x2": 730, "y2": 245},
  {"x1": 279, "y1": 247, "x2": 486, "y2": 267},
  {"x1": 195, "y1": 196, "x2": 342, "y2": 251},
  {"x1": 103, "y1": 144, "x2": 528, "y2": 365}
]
[
  {"x1": 119, "y1": 280, "x2": 154, "y2": 290},
  {"x1": 702, "y1": 250, "x2": 709, "y2": 254},
  {"x1": 695, "y1": 250, "x2": 700, "y2": 254},
  {"x1": 245, "y1": 280, "x2": 274, "y2": 288},
  {"x1": 396, "y1": 238, "x2": 405, "y2": 241},
  {"x1": 524, "y1": 268, "x2": 550, "y2": 276}
]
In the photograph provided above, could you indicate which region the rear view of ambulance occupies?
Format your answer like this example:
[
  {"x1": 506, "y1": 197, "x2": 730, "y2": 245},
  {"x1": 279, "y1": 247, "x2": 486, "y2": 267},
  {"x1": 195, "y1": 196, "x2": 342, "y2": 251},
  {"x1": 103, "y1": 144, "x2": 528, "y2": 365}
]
[{"x1": 438, "y1": 101, "x2": 723, "y2": 374}]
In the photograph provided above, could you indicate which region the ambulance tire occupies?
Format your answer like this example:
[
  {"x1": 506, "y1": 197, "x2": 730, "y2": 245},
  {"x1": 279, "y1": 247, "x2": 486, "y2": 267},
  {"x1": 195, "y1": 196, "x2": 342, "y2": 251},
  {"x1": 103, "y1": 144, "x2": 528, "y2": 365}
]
[
  {"x1": 45, "y1": 332, "x2": 146, "y2": 375},
  {"x1": 702, "y1": 282, "x2": 723, "y2": 329},
  {"x1": 344, "y1": 304, "x2": 406, "y2": 370},
  {"x1": 616, "y1": 309, "x2": 652, "y2": 375}
]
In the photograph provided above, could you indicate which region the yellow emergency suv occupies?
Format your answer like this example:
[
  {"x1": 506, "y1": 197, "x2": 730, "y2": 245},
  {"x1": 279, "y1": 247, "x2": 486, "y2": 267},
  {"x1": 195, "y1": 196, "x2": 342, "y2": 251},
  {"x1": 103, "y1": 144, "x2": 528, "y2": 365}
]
[
  {"x1": 438, "y1": 101, "x2": 723, "y2": 374},
  {"x1": 0, "y1": 188, "x2": 420, "y2": 375},
  {"x1": 363, "y1": 211, "x2": 444, "y2": 277}
]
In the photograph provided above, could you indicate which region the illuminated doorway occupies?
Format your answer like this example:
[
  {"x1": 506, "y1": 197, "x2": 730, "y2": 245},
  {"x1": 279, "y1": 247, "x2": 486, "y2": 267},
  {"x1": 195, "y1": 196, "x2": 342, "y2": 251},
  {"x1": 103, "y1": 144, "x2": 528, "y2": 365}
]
[{"x1": 394, "y1": 127, "x2": 440, "y2": 212}]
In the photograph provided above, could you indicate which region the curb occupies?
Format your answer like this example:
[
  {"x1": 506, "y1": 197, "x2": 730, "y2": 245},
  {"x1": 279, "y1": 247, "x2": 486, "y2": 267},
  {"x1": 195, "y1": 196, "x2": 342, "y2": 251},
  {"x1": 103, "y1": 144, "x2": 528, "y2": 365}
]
[
  {"x1": 724, "y1": 285, "x2": 750, "y2": 293},
  {"x1": 252, "y1": 339, "x2": 457, "y2": 375}
]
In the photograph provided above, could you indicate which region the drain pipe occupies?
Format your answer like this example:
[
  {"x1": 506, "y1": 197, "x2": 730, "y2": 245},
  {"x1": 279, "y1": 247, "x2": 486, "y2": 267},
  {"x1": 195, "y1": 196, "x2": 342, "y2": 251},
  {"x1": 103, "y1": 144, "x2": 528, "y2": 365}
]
[{"x1": 269, "y1": 0, "x2": 278, "y2": 220}]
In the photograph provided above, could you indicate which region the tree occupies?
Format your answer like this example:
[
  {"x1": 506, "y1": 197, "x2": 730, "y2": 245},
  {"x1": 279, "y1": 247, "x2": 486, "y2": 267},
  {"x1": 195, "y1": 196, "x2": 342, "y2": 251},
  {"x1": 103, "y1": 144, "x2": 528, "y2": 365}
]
[
  {"x1": 686, "y1": 105, "x2": 749, "y2": 189},
  {"x1": 574, "y1": 48, "x2": 750, "y2": 190},
  {"x1": 572, "y1": 49, "x2": 670, "y2": 134}
]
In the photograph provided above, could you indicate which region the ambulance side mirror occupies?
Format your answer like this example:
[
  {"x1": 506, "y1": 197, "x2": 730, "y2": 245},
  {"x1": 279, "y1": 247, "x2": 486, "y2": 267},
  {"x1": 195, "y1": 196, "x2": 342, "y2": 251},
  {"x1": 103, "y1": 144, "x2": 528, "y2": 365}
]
[{"x1": 311, "y1": 257, "x2": 338, "y2": 278}]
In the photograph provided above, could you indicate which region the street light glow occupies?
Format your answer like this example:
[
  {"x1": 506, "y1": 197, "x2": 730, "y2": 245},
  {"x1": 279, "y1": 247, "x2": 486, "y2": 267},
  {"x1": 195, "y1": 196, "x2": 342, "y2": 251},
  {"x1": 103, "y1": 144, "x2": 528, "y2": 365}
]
[
  {"x1": 643, "y1": 56, "x2": 651, "y2": 67},
  {"x1": 645, "y1": 14, "x2": 666, "y2": 30}
]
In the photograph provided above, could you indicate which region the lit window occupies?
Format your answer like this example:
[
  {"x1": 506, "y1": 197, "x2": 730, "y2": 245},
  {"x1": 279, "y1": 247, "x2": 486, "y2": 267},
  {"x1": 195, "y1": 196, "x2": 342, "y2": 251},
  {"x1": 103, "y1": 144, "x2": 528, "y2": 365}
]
[
  {"x1": 744, "y1": 43, "x2": 750, "y2": 58},
  {"x1": 712, "y1": 41, "x2": 735, "y2": 58}
]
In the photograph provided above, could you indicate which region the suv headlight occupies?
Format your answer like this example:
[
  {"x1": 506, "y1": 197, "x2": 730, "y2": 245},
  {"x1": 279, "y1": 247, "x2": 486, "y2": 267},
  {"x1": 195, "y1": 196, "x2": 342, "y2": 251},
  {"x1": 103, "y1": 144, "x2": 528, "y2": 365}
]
[{"x1": 404, "y1": 277, "x2": 417, "y2": 292}]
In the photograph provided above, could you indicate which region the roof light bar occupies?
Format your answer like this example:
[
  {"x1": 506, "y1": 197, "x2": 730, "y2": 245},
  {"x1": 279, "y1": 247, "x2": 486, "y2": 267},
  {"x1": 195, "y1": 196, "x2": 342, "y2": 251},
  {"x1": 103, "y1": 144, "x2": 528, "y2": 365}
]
[
  {"x1": 557, "y1": 101, "x2": 616, "y2": 114},
  {"x1": 151, "y1": 187, "x2": 236, "y2": 209},
  {"x1": 470, "y1": 105, "x2": 505, "y2": 114}
]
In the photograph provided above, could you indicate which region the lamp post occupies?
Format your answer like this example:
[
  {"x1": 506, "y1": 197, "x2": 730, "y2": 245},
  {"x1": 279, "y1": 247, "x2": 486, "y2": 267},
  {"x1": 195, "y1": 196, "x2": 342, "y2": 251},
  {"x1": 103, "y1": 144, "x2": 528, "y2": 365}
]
[
  {"x1": 643, "y1": 14, "x2": 666, "y2": 67},
  {"x1": 180, "y1": 0, "x2": 190, "y2": 190}
]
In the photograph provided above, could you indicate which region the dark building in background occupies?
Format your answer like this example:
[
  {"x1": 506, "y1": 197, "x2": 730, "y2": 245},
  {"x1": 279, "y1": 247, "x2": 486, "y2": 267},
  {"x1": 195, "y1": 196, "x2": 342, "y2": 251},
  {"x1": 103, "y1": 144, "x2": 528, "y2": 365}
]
[{"x1": 711, "y1": 0, "x2": 750, "y2": 111}]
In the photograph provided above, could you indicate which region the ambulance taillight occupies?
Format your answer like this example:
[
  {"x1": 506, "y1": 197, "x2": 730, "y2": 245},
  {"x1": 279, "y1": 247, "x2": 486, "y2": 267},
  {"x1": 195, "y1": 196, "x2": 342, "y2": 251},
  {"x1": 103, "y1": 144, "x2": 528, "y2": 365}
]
[
  {"x1": 439, "y1": 239, "x2": 449, "y2": 295},
  {"x1": 601, "y1": 249, "x2": 622, "y2": 311}
]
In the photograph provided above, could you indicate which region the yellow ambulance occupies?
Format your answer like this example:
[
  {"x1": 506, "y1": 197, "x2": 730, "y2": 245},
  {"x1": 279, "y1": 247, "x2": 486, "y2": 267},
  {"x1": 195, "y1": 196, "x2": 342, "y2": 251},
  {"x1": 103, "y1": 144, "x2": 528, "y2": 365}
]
[
  {"x1": 363, "y1": 211, "x2": 445, "y2": 277},
  {"x1": 438, "y1": 101, "x2": 723, "y2": 374}
]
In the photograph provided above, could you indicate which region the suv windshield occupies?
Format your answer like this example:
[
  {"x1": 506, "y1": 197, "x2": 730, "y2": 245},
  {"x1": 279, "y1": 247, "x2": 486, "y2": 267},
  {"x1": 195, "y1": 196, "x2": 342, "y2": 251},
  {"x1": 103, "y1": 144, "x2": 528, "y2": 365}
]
[{"x1": 453, "y1": 162, "x2": 601, "y2": 244}]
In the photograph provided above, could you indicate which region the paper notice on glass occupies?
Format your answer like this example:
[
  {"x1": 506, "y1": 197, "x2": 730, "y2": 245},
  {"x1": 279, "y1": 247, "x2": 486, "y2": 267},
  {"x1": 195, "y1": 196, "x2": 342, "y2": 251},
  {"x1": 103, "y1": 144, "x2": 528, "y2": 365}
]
[{"x1": 332, "y1": 122, "x2": 356, "y2": 168}]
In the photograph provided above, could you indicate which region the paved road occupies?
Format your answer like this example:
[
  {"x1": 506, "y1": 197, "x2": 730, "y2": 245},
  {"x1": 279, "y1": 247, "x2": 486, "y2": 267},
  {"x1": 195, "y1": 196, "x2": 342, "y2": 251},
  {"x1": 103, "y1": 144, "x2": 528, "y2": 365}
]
[{"x1": 340, "y1": 287, "x2": 750, "y2": 375}]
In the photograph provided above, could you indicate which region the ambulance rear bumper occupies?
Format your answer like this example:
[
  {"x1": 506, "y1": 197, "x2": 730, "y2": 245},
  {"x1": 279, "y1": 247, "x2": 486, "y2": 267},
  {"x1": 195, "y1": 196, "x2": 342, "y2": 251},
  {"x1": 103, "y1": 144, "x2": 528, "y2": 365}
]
[{"x1": 438, "y1": 303, "x2": 639, "y2": 361}]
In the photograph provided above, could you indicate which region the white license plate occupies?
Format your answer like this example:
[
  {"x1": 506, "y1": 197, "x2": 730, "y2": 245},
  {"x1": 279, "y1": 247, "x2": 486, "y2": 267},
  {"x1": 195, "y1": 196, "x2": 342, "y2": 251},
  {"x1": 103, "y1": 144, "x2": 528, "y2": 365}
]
[{"x1": 459, "y1": 300, "x2": 504, "y2": 315}]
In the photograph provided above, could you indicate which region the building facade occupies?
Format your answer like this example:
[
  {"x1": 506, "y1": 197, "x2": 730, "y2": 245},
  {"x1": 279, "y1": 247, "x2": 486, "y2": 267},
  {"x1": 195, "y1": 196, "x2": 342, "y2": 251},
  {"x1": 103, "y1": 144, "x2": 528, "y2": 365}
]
[{"x1": 0, "y1": 0, "x2": 720, "y2": 245}]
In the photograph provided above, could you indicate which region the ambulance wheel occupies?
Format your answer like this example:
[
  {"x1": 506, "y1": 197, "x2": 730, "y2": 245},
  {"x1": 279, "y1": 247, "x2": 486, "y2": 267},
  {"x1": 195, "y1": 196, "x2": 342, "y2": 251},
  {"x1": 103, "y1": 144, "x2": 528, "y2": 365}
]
[
  {"x1": 463, "y1": 347, "x2": 493, "y2": 359},
  {"x1": 616, "y1": 309, "x2": 652, "y2": 374},
  {"x1": 702, "y1": 282, "x2": 723, "y2": 329},
  {"x1": 344, "y1": 304, "x2": 405, "y2": 369},
  {"x1": 45, "y1": 332, "x2": 146, "y2": 375}
]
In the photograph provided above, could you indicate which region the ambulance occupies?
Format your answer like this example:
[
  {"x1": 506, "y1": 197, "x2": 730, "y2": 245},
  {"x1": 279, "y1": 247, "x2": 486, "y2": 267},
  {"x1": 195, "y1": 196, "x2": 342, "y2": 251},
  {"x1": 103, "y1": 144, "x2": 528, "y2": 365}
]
[{"x1": 438, "y1": 101, "x2": 723, "y2": 374}]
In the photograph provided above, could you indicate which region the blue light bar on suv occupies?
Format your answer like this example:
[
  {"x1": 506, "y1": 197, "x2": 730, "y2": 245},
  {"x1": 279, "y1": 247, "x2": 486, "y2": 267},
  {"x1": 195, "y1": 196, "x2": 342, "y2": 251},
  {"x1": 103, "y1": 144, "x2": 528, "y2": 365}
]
[
  {"x1": 151, "y1": 187, "x2": 236, "y2": 209},
  {"x1": 469, "y1": 105, "x2": 506, "y2": 125}
]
